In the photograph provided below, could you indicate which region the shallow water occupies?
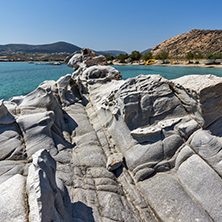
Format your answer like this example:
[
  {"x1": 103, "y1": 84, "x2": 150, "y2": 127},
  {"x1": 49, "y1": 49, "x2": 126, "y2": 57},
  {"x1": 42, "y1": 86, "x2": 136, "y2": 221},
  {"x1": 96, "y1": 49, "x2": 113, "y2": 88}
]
[
  {"x1": 113, "y1": 65, "x2": 222, "y2": 80},
  {"x1": 1, "y1": 62, "x2": 222, "y2": 100},
  {"x1": 0, "y1": 62, "x2": 73, "y2": 100}
]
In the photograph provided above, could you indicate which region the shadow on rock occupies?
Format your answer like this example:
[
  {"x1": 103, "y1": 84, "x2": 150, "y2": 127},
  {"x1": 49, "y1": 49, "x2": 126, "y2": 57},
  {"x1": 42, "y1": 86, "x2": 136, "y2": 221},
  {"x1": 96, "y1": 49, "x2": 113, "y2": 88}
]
[
  {"x1": 72, "y1": 201, "x2": 95, "y2": 222},
  {"x1": 63, "y1": 109, "x2": 78, "y2": 134}
]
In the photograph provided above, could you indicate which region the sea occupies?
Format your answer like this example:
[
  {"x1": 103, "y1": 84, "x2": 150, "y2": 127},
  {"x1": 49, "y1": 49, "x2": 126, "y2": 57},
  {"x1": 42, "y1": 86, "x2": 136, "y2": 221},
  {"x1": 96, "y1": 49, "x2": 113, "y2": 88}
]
[{"x1": 1, "y1": 62, "x2": 222, "y2": 100}]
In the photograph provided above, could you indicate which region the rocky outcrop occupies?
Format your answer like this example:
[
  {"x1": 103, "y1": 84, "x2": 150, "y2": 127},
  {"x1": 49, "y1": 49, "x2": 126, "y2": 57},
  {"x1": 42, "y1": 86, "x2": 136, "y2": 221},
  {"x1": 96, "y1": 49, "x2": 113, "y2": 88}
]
[
  {"x1": 152, "y1": 29, "x2": 222, "y2": 57},
  {"x1": 1, "y1": 48, "x2": 222, "y2": 221}
]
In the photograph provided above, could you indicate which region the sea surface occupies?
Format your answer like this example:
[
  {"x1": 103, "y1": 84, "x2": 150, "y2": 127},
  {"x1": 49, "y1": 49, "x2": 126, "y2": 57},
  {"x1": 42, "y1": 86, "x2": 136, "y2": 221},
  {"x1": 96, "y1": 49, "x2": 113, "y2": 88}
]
[
  {"x1": 0, "y1": 62, "x2": 73, "y2": 100},
  {"x1": 1, "y1": 62, "x2": 222, "y2": 100},
  {"x1": 112, "y1": 65, "x2": 222, "y2": 80}
]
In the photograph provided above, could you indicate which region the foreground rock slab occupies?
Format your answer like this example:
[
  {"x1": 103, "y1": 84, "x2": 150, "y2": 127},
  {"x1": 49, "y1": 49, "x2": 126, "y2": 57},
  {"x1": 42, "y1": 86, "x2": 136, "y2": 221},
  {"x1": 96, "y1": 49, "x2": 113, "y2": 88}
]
[
  {"x1": 1, "y1": 49, "x2": 222, "y2": 221},
  {"x1": 0, "y1": 174, "x2": 27, "y2": 222}
]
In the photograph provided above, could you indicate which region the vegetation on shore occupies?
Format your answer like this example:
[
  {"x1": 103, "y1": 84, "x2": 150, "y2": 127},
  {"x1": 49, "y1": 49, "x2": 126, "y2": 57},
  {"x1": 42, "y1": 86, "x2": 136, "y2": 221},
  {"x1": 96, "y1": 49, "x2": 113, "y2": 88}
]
[
  {"x1": 1, "y1": 49, "x2": 222, "y2": 64},
  {"x1": 105, "y1": 29, "x2": 222, "y2": 65},
  {"x1": 105, "y1": 50, "x2": 222, "y2": 64}
]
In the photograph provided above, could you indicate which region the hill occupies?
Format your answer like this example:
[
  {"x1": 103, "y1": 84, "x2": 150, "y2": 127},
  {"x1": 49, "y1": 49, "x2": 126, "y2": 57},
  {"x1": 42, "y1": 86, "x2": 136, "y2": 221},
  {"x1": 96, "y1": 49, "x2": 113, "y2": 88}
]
[
  {"x1": 141, "y1": 48, "x2": 152, "y2": 54},
  {"x1": 0, "y1": 42, "x2": 127, "y2": 57},
  {"x1": 0, "y1": 41, "x2": 82, "y2": 54},
  {"x1": 95, "y1": 50, "x2": 128, "y2": 56},
  {"x1": 152, "y1": 29, "x2": 222, "y2": 57}
]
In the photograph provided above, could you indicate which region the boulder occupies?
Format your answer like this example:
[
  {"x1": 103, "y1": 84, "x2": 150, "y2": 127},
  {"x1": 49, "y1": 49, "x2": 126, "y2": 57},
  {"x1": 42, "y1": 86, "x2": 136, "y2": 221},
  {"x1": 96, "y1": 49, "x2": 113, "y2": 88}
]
[
  {"x1": 106, "y1": 153, "x2": 123, "y2": 171},
  {"x1": 81, "y1": 65, "x2": 122, "y2": 82},
  {"x1": 85, "y1": 55, "x2": 106, "y2": 67},
  {"x1": 172, "y1": 74, "x2": 222, "y2": 128},
  {"x1": 65, "y1": 48, "x2": 96, "y2": 69},
  {"x1": 56, "y1": 74, "x2": 81, "y2": 106}
]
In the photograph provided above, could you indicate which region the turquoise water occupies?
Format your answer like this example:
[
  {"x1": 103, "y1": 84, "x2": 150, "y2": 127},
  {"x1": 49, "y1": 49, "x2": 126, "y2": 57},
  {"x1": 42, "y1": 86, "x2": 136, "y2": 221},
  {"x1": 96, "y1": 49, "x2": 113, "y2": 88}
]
[
  {"x1": 0, "y1": 62, "x2": 73, "y2": 100},
  {"x1": 1, "y1": 62, "x2": 222, "y2": 100},
  {"x1": 112, "y1": 65, "x2": 222, "y2": 80}
]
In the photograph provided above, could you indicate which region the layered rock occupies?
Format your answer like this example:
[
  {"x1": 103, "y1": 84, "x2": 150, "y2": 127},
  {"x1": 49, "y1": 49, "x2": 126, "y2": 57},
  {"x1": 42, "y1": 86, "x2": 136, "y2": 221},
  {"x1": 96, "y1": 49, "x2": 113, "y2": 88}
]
[{"x1": 1, "y1": 48, "x2": 222, "y2": 221}]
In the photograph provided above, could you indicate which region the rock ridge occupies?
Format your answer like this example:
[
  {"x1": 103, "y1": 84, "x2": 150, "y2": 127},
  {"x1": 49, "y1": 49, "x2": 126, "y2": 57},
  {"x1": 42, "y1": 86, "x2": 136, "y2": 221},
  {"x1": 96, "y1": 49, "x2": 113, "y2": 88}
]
[
  {"x1": 0, "y1": 48, "x2": 222, "y2": 221},
  {"x1": 152, "y1": 29, "x2": 222, "y2": 57}
]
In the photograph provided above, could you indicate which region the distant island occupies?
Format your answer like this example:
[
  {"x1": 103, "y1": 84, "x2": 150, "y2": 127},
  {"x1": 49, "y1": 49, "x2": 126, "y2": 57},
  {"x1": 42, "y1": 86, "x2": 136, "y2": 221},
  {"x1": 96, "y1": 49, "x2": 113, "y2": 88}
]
[{"x1": 0, "y1": 41, "x2": 127, "y2": 62}]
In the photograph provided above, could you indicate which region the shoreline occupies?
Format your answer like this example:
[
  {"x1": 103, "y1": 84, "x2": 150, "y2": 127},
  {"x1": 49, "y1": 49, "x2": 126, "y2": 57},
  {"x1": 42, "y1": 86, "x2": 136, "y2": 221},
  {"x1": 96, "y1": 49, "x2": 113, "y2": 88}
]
[
  {"x1": 154, "y1": 63, "x2": 222, "y2": 69},
  {"x1": 112, "y1": 60, "x2": 222, "y2": 69}
]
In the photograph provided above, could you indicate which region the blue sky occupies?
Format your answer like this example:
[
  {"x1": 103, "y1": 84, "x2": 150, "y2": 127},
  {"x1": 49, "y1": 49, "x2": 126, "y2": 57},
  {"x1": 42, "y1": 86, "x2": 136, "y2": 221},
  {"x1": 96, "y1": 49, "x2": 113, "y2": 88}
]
[{"x1": 1, "y1": 0, "x2": 222, "y2": 53}]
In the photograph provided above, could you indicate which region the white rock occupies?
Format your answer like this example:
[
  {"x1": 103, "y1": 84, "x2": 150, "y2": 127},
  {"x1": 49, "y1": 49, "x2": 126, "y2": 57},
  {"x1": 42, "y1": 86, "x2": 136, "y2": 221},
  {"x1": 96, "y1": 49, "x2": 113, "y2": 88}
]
[
  {"x1": 106, "y1": 153, "x2": 123, "y2": 171},
  {"x1": 0, "y1": 99, "x2": 15, "y2": 124},
  {"x1": 27, "y1": 149, "x2": 71, "y2": 222},
  {"x1": 17, "y1": 111, "x2": 57, "y2": 158},
  {"x1": 0, "y1": 174, "x2": 27, "y2": 222}
]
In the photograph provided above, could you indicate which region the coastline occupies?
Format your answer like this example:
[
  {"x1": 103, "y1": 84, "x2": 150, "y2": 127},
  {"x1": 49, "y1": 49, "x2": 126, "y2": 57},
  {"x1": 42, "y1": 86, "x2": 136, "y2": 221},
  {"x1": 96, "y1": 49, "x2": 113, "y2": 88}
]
[
  {"x1": 154, "y1": 63, "x2": 222, "y2": 69},
  {"x1": 112, "y1": 60, "x2": 222, "y2": 69}
]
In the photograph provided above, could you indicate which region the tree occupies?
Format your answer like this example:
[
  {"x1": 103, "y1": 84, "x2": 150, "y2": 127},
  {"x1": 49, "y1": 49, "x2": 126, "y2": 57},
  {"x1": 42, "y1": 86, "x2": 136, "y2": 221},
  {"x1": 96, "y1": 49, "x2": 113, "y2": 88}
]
[
  {"x1": 212, "y1": 53, "x2": 222, "y2": 59},
  {"x1": 115, "y1": 53, "x2": 129, "y2": 62},
  {"x1": 160, "y1": 51, "x2": 169, "y2": 63},
  {"x1": 185, "y1": 51, "x2": 194, "y2": 63},
  {"x1": 104, "y1": 53, "x2": 114, "y2": 61},
  {"x1": 154, "y1": 51, "x2": 169, "y2": 62},
  {"x1": 194, "y1": 52, "x2": 204, "y2": 60},
  {"x1": 142, "y1": 52, "x2": 153, "y2": 60},
  {"x1": 206, "y1": 52, "x2": 214, "y2": 59},
  {"x1": 129, "y1": 50, "x2": 142, "y2": 61},
  {"x1": 154, "y1": 54, "x2": 162, "y2": 60}
]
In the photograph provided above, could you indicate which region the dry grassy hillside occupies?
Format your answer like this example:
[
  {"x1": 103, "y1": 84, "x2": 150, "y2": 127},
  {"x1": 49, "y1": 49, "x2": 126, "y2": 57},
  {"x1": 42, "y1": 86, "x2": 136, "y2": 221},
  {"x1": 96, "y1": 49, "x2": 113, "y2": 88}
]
[{"x1": 152, "y1": 29, "x2": 222, "y2": 57}]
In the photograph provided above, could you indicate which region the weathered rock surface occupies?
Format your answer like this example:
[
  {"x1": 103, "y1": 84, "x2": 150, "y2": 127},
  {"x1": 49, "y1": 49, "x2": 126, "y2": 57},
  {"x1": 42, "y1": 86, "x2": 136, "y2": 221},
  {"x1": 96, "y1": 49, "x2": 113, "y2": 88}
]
[
  {"x1": 0, "y1": 174, "x2": 27, "y2": 222},
  {"x1": 1, "y1": 48, "x2": 222, "y2": 221}
]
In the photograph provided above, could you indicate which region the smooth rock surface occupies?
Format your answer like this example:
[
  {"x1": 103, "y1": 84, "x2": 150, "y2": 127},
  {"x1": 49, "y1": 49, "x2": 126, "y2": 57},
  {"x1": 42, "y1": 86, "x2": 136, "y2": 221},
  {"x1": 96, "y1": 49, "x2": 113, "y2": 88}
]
[
  {"x1": 27, "y1": 149, "x2": 71, "y2": 222},
  {"x1": 0, "y1": 174, "x2": 28, "y2": 222}
]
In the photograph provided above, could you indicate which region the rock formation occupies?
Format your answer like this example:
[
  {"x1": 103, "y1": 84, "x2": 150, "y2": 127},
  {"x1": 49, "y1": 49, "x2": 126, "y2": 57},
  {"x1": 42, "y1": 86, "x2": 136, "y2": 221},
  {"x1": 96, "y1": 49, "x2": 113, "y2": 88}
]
[
  {"x1": 1, "y1": 48, "x2": 222, "y2": 221},
  {"x1": 152, "y1": 29, "x2": 222, "y2": 57}
]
